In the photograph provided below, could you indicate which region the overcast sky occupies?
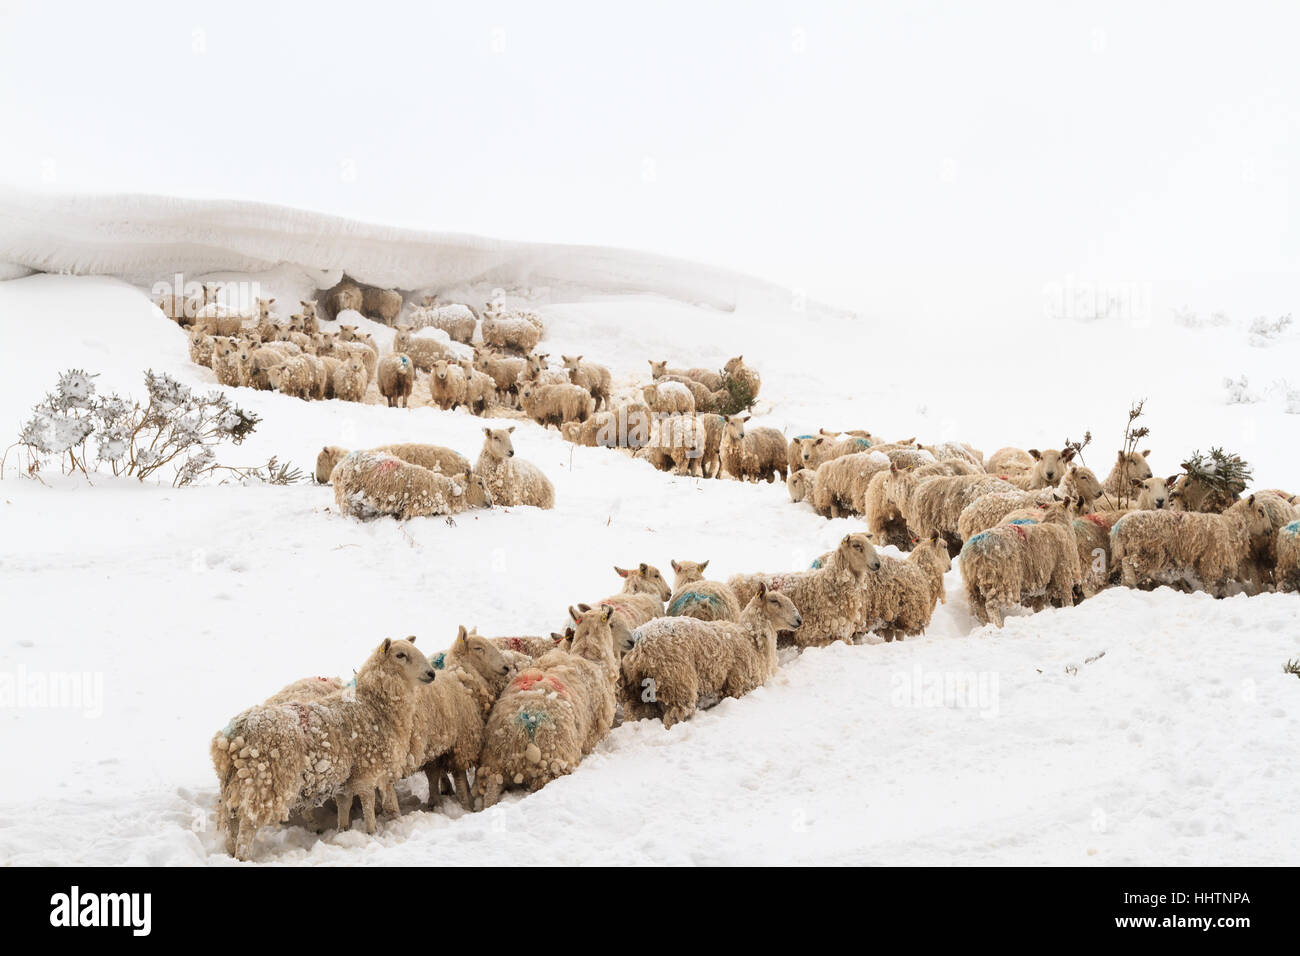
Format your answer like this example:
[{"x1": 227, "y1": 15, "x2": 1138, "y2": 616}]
[{"x1": 1, "y1": 1, "x2": 1295, "y2": 319}]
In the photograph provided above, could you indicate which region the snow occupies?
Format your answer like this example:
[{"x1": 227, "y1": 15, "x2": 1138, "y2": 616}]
[{"x1": 0, "y1": 193, "x2": 1298, "y2": 866}]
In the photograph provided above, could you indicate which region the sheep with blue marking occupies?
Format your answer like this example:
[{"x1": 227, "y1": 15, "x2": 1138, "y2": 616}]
[
  {"x1": 666, "y1": 559, "x2": 742, "y2": 622},
  {"x1": 473, "y1": 604, "x2": 619, "y2": 808},
  {"x1": 957, "y1": 465, "x2": 1102, "y2": 541},
  {"x1": 619, "y1": 582, "x2": 801, "y2": 729},
  {"x1": 570, "y1": 563, "x2": 672, "y2": 656},
  {"x1": 377, "y1": 352, "x2": 415, "y2": 407},
  {"x1": 797, "y1": 433, "x2": 876, "y2": 471},
  {"x1": 211, "y1": 637, "x2": 436, "y2": 860},
  {"x1": 1277, "y1": 520, "x2": 1300, "y2": 593}
]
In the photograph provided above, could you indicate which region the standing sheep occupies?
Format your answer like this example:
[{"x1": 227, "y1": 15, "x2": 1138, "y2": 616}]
[
  {"x1": 321, "y1": 279, "x2": 364, "y2": 322},
  {"x1": 377, "y1": 353, "x2": 415, "y2": 407},
  {"x1": 856, "y1": 531, "x2": 952, "y2": 640},
  {"x1": 666, "y1": 559, "x2": 742, "y2": 622},
  {"x1": 519, "y1": 382, "x2": 594, "y2": 430},
  {"x1": 642, "y1": 380, "x2": 696, "y2": 416},
  {"x1": 1276, "y1": 520, "x2": 1300, "y2": 593},
  {"x1": 619, "y1": 583, "x2": 801, "y2": 729},
  {"x1": 474, "y1": 426, "x2": 556, "y2": 509},
  {"x1": 1099, "y1": 449, "x2": 1154, "y2": 505},
  {"x1": 361, "y1": 286, "x2": 403, "y2": 326},
  {"x1": 720, "y1": 415, "x2": 787, "y2": 483},
  {"x1": 393, "y1": 326, "x2": 460, "y2": 371},
  {"x1": 474, "y1": 352, "x2": 526, "y2": 408},
  {"x1": 572, "y1": 563, "x2": 673, "y2": 655},
  {"x1": 561, "y1": 355, "x2": 611, "y2": 411},
  {"x1": 809, "y1": 450, "x2": 893, "y2": 518},
  {"x1": 429, "y1": 360, "x2": 469, "y2": 411},
  {"x1": 332, "y1": 451, "x2": 492, "y2": 520},
  {"x1": 331, "y1": 352, "x2": 369, "y2": 403}
]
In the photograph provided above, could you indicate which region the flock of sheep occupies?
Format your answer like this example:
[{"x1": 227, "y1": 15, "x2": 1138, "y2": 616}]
[{"x1": 176, "y1": 275, "x2": 1300, "y2": 861}]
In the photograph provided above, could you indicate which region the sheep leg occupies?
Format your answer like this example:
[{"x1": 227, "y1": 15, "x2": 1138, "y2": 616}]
[
  {"x1": 359, "y1": 787, "x2": 378, "y2": 834},
  {"x1": 336, "y1": 789, "x2": 353, "y2": 832},
  {"x1": 454, "y1": 769, "x2": 472, "y2": 810},
  {"x1": 233, "y1": 815, "x2": 257, "y2": 862},
  {"x1": 423, "y1": 766, "x2": 443, "y2": 809},
  {"x1": 479, "y1": 772, "x2": 503, "y2": 811},
  {"x1": 223, "y1": 808, "x2": 238, "y2": 857},
  {"x1": 379, "y1": 782, "x2": 400, "y2": 818}
]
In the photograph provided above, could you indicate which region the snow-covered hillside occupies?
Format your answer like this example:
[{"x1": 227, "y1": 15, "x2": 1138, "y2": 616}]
[{"x1": 0, "y1": 195, "x2": 1297, "y2": 866}]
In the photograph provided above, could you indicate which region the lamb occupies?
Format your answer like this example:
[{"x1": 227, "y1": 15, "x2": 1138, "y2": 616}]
[
  {"x1": 429, "y1": 360, "x2": 469, "y2": 411},
  {"x1": 481, "y1": 310, "x2": 543, "y2": 354},
  {"x1": 855, "y1": 531, "x2": 952, "y2": 640},
  {"x1": 809, "y1": 450, "x2": 893, "y2": 518},
  {"x1": 473, "y1": 604, "x2": 618, "y2": 808},
  {"x1": 666, "y1": 559, "x2": 742, "y2": 622},
  {"x1": 377, "y1": 353, "x2": 415, "y2": 408},
  {"x1": 721, "y1": 355, "x2": 760, "y2": 401},
  {"x1": 619, "y1": 583, "x2": 800, "y2": 729},
  {"x1": 407, "y1": 627, "x2": 515, "y2": 810},
  {"x1": 474, "y1": 352, "x2": 526, "y2": 407},
  {"x1": 720, "y1": 415, "x2": 787, "y2": 483},
  {"x1": 211, "y1": 637, "x2": 436, "y2": 860},
  {"x1": 321, "y1": 279, "x2": 364, "y2": 322},
  {"x1": 393, "y1": 326, "x2": 458, "y2": 371},
  {"x1": 519, "y1": 382, "x2": 594, "y2": 429},
  {"x1": 331, "y1": 352, "x2": 369, "y2": 403},
  {"x1": 648, "y1": 360, "x2": 724, "y2": 391},
  {"x1": 960, "y1": 500, "x2": 1083, "y2": 627},
  {"x1": 474, "y1": 426, "x2": 556, "y2": 509},
  {"x1": 1277, "y1": 520, "x2": 1300, "y2": 593},
  {"x1": 787, "y1": 467, "x2": 815, "y2": 503},
  {"x1": 332, "y1": 451, "x2": 492, "y2": 520},
  {"x1": 561, "y1": 354, "x2": 611, "y2": 410},
  {"x1": 642, "y1": 380, "x2": 696, "y2": 415},
  {"x1": 727, "y1": 533, "x2": 881, "y2": 647},
  {"x1": 573, "y1": 563, "x2": 673, "y2": 655},
  {"x1": 459, "y1": 359, "x2": 497, "y2": 414},
  {"x1": 361, "y1": 286, "x2": 403, "y2": 326},
  {"x1": 1110, "y1": 495, "x2": 1274, "y2": 597}
]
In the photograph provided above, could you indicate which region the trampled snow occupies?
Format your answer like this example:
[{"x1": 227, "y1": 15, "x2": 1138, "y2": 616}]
[{"x1": 0, "y1": 193, "x2": 1297, "y2": 866}]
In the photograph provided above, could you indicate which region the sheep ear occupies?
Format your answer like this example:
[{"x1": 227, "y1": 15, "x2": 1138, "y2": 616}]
[
  {"x1": 1247, "y1": 494, "x2": 1256, "y2": 505},
  {"x1": 1141, "y1": 448, "x2": 1151, "y2": 458},
  {"x1": 1061, "y1": 448, "x2": 1076, "y2": 462},
  {"x1": 639, "y1": 562, "x2": 648, "y2": 573},
  {"x1": 1166, "y1": 475, "x2": 1179, "y2": 486},
  {"x1": 455, "y1": 625, "x2": 467, "y2": 644},
  {"x1": 615, "y1": 566, "x2": 629, "y2": 578},
  {"x1": 600, "y1": 604, "x2": 615, "y2": 623},
  {"x1": 1130, "y1": 477, "x2": 1143, "y2": 489},
  {"x1": 814, "y1": 437, "x2": 824, "y2": 446},
  {"x1": 507, "y1": 426, "x2": 515, "y2": 433},
  {"x1": 670, "y1": 559, "x2": 680, "y2": 572},
  {"x1": 756, "y1": 581, "x2": 767, "y2": 597},
  {"x1": 568, "y1": 605, "x2": 581, "y2": 623},
  {"x1": 699, "y1": 560, "x2": 708, "y2": 572},
  {"x1": 407, "y1": 635, "x2": 417, "y2": 644},
  {"x1": 1028, "y1": 449, "x2": 1041, "y2": 460},
  {"x1": 381, "y1": 638, "x2": 392, "y2": 654}
]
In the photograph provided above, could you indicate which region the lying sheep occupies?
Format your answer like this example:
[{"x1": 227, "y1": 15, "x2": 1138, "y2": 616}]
[
  {"x1": 620, "y1": 583, "x2": 800, "y2": 729},
  {"x1": 572, "y1": 563, "x2": 673, "y2": 655},
  {"x1": 408, "y1": 627, "x2": 515, "y2": 810},
  {"x1": 1110, "y1": 495, "x2": 1273, "y2": 596},
  {"x1": 961, "y1": 500, "x2": 1082, "y2": 627},
  {"x1": 212, "y1": 637, "x2": 436, "y2": 860},
  {"x1": 643, "y1": 381, "x2": 696, "y2": 416},
  {"x1": 856, "y1": 531, "x2": 952, "y2": 640},
  {"x1": 474, "y1": 604, "x2": 618, "y2": 807},
  {"x1": 429, "y1": 360, "x2": 468, "y2": 411},
  {"x1": 1277, "y1": 520, "x2": 1300, "y2": 593},
  {"x1": 562, "y1": 354, "x2": 611, "y2": 410},
  {"x1": 809, "y1": 450, "x2": 893, "y2": 518},
  {"x1": 666, "y1": 559, "x2": 742, "y2": 622},
  {"x1": 333, "y1": 451, "x2": 492, "y2": 520},
  {"x1": 315, "y1": 443, "x2": 471, "y2": 485},
  {"x1": 520, "y1": 382, "x2": 594, "y2": 430},
  {"x1": 720, "y1": 415, "x2": 787, "y2": 483},
  {"x1": 727, "y1": 533, "x2": 881, "y2": 646},
  {"x1": 377, "y1": 353, "x2": 415, "y2": 408},
  {"x1": 787, "y1": 468, "x2": 815, "y2": 503},
  {"x1": 474, "y1": 426, "x2": 555, "y2": 509}
]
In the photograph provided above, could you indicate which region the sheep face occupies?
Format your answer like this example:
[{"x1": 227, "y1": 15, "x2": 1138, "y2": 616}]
[
  {"x1": 568, "y1": 603, "x2": 618, "y2": 669},
  {"x1": 460, "y1": 472, "x2": 493, "y2": 508},
  {"x1": 669, "y1": 559, "x2": 709, "y2": 588},
  {"x1": 433, "y1": 360, "x2": 450, "y2": 382},
  {"x1": 648, "y1": 360, "x2": 668, "y2": 379},
  {"x1": 454, "y1": 627, "x2": 512, "y2": 679},
  {"x1": 338, "y1": 324, "x2": 358, "y2": 341},
  {"x1": 211, "y1": 336, "x2": 237, "y2": 360},
  {"x1": 723, "y1": 415, "x2": 749, "y2": 442},
  {"x1": 838, "y1": 533, "x2": 882, "y2": 575},
  {"x1": 1027, "y1": 448, "x2": 1074, "y2": 487},
  {"x1": 378, "y1": 637, "x2": 437, "y2": 686},
  {"x1": 561, "y1": 354, "x2": 583, "y2": 370},
  {"x1": 300, "y1": 300, "x2": 317, "y2": 320},
  {"x1": 616, "y1": 563, "x2": 672, "y2": 601},
  {"x1": 256, "y1": 297, "x2": 275, "y2": 320},
  {"x1": 1116, "y1": 449, "x2": 1153, "y2": 482},
  {"x1": 1067, "y1": 465, "x2": 1103, "y2": 502},
  {"x1": 723, "y1": 356, "x2": 745, "y2": 374},
  {"x1": 754, "y1": 582, "x2": 802, "y2": 633},
  {"x1": 1236, "y1": 495, "x2": 1274, "y2": 540},
  {"x1": 787, "y1": 469, "x2": 813, "y2": 502},
  {"x1": 481, "y1": 426, "x2": 516, "y2": 460},
  {"x1": 316, "y1": 446, "x2": 346, "y2": 484},
  {"x1": 1131, "y1": 476, "x2": 1171, "y2": 510}
]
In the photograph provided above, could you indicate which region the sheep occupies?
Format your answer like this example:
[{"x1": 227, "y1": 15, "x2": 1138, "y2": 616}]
[
  {"x1": 797, "y1": 433, "x2": 875, "y2": 471},
  {"x1": 721, "y1": 355, "x2": 760, "y2": 402},
  {"x1": 360, "y1": 286, "x2": 403, "y2": 325},
  {"x1": 922, "y1": 440, "x2": 985, "y2": 468},
  {"x1": 986, "y1": 447, "x2": 1034, "y2": 477},
  {"x1": 316, "y1": 446, "x2": 346, "y2": 484},
  {"x1": 194, "y1": 302, "x2": 250, "y2": 337},
  {"x1": 809, "y1": 450, "x2": 893, "y2": 518},
  {"x1": 960, "y1": 500, "x2": 1083, "y2": 627},
  {"x1": 956, "y1": 466, "x2": 1102, "y2": 540},
  {"x1": 1099, "y1": 448, "x2": 1154, "y2": 504},
  {"x1": 316, "y1": 443, "x2": 472, "y2": 484},
  {"x1": 474, "y1": 426, "x2": 556, "y2": 509},
  {"x1": 210, "y1": 337, "x2": 248, "y2": 387},
  {"x1": 863, "y1": 461, "x2": 971, "y2": 550},
  {"x1": 642, "y1": 381, "x2": 696, "y2": 416},
  {"x1": 266, "y1": 355, "x2": 318, "y2": 400},
  {"x1": 648, "y1": 360, "x2": 724, "y2": 391},
  {"x1": 787, "y1": 435, "x2": 814, "y2": 475},
  {"x1": 1070, "y1": 510, "x2": 1124, "y2": 599},
  {"x1": 331, "y1": 352, "x2": 369, "y2": 403},
  {"x1": 787, "y1": 467, "x2": 815, "y2": 503},
  {"x1": 488, "y1": 635, "x2": 565, "y2": 658},
  {"x1": 720, "y1": 415, "x2": 787, "y2": 483},
  {"x1": 392, "y1": 326, "x2": 458, "y2": 371},
  {"x1": 263, "y1": 675, "x2": 346, "y2": 706},
  {"x1": 561, "y1": 355, "x2": 611, "y2": 410},
  {"x1": 567, "y1": 402, "x2": 654, "y2": 450},
  {"x1": 1241, "y1": 491, "x2": 1299, "y2": 593},
  {"x1": 410, "y1": 302, "x2": 476, "y2": 343},
  {"x1": 474, "y1": 603, "x2": 618, "y2": 808},
  {"x1": 1001, "y1": 448, "x2": 1076, "y2": 489},
  {"x1": 885, "y1": 465, "x2": 1016, "y2": 555},
  {"x1": 619, "y1": 583, "x2": 800, "y2": 729},
  {"x1": 459, "y1": 359, "x2": 498, "y2": 414},
  {"x1": 727, "y1": 533, "x2": 881, "y2": 647},
  {"x1": 666, "y1": 559, "x2": 742, "y2": 622},
  {"x1": 298, "y1": 300, "x2": 320, "y2": 333},
  {"x1": 1110, "y1": 495, "x2": 1274, "y2": 597},
  {"x1": 573, "y1": 563, "x2": 673, "y2": 655},
  {"x1": 321, "y1": 279, "x2": 363, "y2": 322},
  {"x1": 659, "y1": 414, "x2": 709, "y2": 476},
  {"x1": 333, "y1": 340, "x2": 377, "y2": 386},
  {"x1": 407, "y1": 626, "x2": 515, "y2": 810},
  {"x1": 855, "y1": 531, "x2": 952, "y2": 640},
  {"x1": 188, "y1": 328, "x2": 215, "y2": 367},
  {"x1": 696, "y1": 413, "x2": 725, "y2": 477},
  {"x1": 655, "y1": 374, "x2": 719, "y2": 413},
  {"x1": 332, "y1": 451, "x2": 492, "y2": 520},
  {"x1": 377, "y1": 353, "x2": 415, "y2": 408},
  {"x1": 481, "y1": 310, "x2": 543, "y2": 354},
  {"x1": 474, "y1": 352, "x2": 526, "y2": 407},
  {"x1": 518, "y1": 352, "x2": 571, "y2": 387},
  {"x1": 1277, "y1": 520, "x2": 1300, "y2": 593},
  {"x1": 211, "y1": 637, "x2": 436, "y2": 860},
  {"x1": 519, "y1": 382, "x2": 594, "y2": 430},
  {"x1": 429, "y1": 360, "x2": 469, "y2": 411}
]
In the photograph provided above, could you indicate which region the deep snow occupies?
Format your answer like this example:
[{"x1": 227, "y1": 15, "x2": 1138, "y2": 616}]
[{"x1": 0, "y1": 195, "x2": 1297, "y2": 866}]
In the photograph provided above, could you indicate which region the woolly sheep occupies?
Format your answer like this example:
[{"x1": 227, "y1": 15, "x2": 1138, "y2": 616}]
[
  {"x1": 798, "y1": 433, "x2": 875, "y2": 471},
  {"x1": 267, "y1": 354, "x2": 318, "y2": 400},
  {"x1": 642, "y1": 380, "x2": 696, "y2": 416},
  {"x1": 474, "y1": 426, "x2": 556, "y2": 509},
  {"x1": 1005, "y1": 448, "x2": 1076, "y2": 489},
  {"x1": 884, "y1": 465, "x2": 1015, "y2": 555},
  {"x1": 562, "y1": 402, "x2": 653, "y2": 450},
  {"x1": 429, "y1": 360, "x2": 469, "y2": 411},
  {"x1": 666, "y1": 559, "x2": 742, "y2": 622},
  {"x1": 316, "y1": 443, "x2": 471, "y2": 484},
  {"x1": 519, "y1": 382, "x2": 594, "y2": 430},
  {"x1": 361, "y1": 286, "x2": 403, "y2": 326},
  {"x1": 518, "y1": 352, "x2": 571, "y2": 387},
  {"x1": 333, "y1": 451, "x2": 492, "y2": 520},
  {"x1": 481, "y1": 310, "x2": 543, "y2": 354},
  {"x1": 720, "y1": 415, "x2": 787, "y2": 483},
  {"x1": 855, "y1": 531, "x2": 951, "y2": 640},
  {"x1": 1110, "y1": 495, "x2": 1274, "y2": 597},
  {"x1": 393, "y1": 326, "x2": 458, "y2": 371},
  {"x1": 956, "y1": 466, "x2": 1101, "y2": 541},
  {"x1": 474, "y1": 604, "x2": 618, "y2": 808},
  {"x1": 1277, "y1": 520, "x2": 1300, "y2": 593},
  {"x1": 922, "y1": 440, "x2": 985, "y2": 468},
  {"x1": 561, "y1": 354, "x2": 611, "y2": 411},
  {"x1": 1099, "y1": 449, "x2": 1154, "y2": 503},
  {"x1": 332, "y1": 352, "x2": 369, "y2": 403},
  {"x1": 721, "y1": 355, "x2": 760, "y2": 402},
  {"x1": 573, "y1": 563, "x2": 673, "y2": 655},
  {"x1": 787, "y1": 467, "x2": 815, "y2": 503},
  {"x1": 194, "y1": 302, "x2": 250, "y2": 337},
  {"x1": 211, "y1": 637, "x2": 436, "y2": 860},
  {"x1": 648, "y1": 360, "x2": 724, "y2": 392},
  {"x1": 322, "y1": 280, "x2": 364, "y2": 322},
  {"x1": 459, "y1": 359, "x2": 498, "y2": 415},
  {"x1": 188, "y1": 328, "x2": 215, "y2": 367},
  {"x1": 863, "y1": 461, "x2": 972, "y2": 550},
  {"x1": 809, "y1": 450, "x2": 893, "y2": 518},
  {"x1": 474, "y1": 352, "x2": 526, "y2": 407},
  {"x1": 727, "y1": 533, "x2": 881, "y2": 647},
  {"x1": 961, "y1": 500, "x2": 1083, "y2": 627},
  {"x1": 1241, "y1": 491, "x2": 1298, "y2": 592},
  {"x1": 377, "y1": 353, "x2": 415, "y2": 407},
  {"x1": 488, "y1": 635, "x2": 565, "y2": 658},
  {"x1": 410, "y1": 302, "x2": 476, "y2": 343},
  {"x1": 620, "y1": 583, "x2": 800, "y2": 729}
]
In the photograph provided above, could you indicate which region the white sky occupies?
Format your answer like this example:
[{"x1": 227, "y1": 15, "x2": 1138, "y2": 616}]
[{"x1": 0, "y1": 0, "x2": 1295, "y2": 319}]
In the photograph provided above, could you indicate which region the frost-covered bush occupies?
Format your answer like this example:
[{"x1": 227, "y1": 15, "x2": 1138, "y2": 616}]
[
  {"x1": 8, "y1": 368, "x2": 272, "y2": 486},
  {"x1": 1173, "y1": 307, "x2": 1230, "y2": 329},
  {"x1": 1248, "y1": 313, "x2": 1293, "y2": 347},
  {"x1": 1222, "y1": 375, "x2": 1261, "y2": 405}
]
